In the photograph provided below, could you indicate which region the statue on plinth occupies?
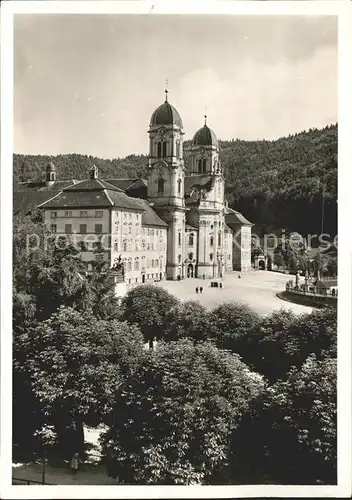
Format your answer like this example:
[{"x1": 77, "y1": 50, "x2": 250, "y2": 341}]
[{"x1": 111, "y1": 254, "x2": 125, "y2": 282}]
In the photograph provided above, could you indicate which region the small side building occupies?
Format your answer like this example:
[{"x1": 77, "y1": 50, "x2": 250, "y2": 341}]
[{"x1": 225, "y1": 207, "x2": 253, "y2": 272}]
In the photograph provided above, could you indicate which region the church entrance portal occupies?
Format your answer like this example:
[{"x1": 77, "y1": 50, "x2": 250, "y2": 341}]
[{"x1": 187, "y1": 264, "x2": 194, "y2": 278}]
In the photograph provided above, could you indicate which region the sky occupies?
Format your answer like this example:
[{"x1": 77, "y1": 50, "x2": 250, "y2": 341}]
[{"x1": 14, "y1": 14, "x2": 337, "y2": 158}]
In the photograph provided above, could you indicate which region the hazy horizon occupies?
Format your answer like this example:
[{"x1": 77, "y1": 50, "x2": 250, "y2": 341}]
[{"x1": 14, "y1": 14, "x2": 337, "y2": 158}]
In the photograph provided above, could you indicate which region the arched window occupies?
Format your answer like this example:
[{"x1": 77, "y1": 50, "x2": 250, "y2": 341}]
[
  {"x1": 162, "y1": 141, "x2": 167, "y2": 157},
  {"x1": 210, "y1": 236, "x2": 214, "y2": 247},
  {"x1": 134, "y1": 259, "x2": 139, "y2": 271},
  {"x1": 155, "y1": 259, "x2": 159, "y2": 268},
  {"x1": 127, "y1": 261, "x2": 132, "y2": 271},
  {"x1": 158, "y1": 178, "x2": 164, "y2": 195},
  {"x1": 142, "y1": 240, "x2": 146, "y2": 250},
  {"x1": 177, "y1": 178, "x2": 181, "y2": 194},
  {"x1": 189, "y1": 252, "x2": 193, "y2": 261},
  {"x1": 218, "y1": 231, "x2": 221, "y2": 246},
  {"x1": 210, "y1": 253, "x2": 213, "y2": 261},
  {"x1": 157, "y1": 142, "x2": 162, "y2": 158},
  {"x1": 188, "y1": 233, "x2": 194, "y2": 246},
  {"x1": 178, "y1": 254, "x2": 182, "y2": 264},
  {"x1": 198, "y1": 159, "x2": 202, "y2": 174},
  {"x1": 123, "y1": 240, "x2": 127, "y2": 252},
  {"x1": 176, "y1": 141, "x2": 180, "y2": 158},
  {"x1": 202, "y1": 159, "x2": 207, "y2": 173},
  {"x1": 178, "y1": 232, "x2": 181, "y2": 246},
  {"x1": 151, "y1": 259, "x2": 155, "y2": 268}
]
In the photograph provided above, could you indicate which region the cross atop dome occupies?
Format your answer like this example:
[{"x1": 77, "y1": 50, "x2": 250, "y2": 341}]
[
  {"x1": 165, "y1": 78, "x2": 168, "y2": 102},
  {"x1": 204, "y1": 114, "x2": 207, "y2": 126}
]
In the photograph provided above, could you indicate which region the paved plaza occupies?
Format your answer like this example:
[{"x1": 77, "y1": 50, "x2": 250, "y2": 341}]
[{"x1": 156, "y1": 270, "x2": 313, "y2": 316}]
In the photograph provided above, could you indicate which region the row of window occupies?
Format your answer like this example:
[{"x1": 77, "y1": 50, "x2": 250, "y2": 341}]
[
  {"x1": 157, "y1": 178, "x2": 182, "y2": 195},
  {"x1": 124, "y1": 258, "x2": 163, "y2": 271},
  {"x1": 179, "y1": 233, "x2": 221, "y2": 247},
  {"x1": 116, "y1": 241, "x2": 165, "y2": 252},
  {"x1": 50, "y1": 211, "x2": 103, "y2": 218},
  {"x1": 156, "y1": 141, "x2": 181, "y2": 159},
  {"x1": 120, "y1": 212, "x2": 141, "y2": 220},
  {"x1": 50, "y1": 224, "x2": 103, "y2": 234}
]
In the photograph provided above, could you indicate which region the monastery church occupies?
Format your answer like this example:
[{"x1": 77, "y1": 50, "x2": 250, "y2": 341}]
[{"x1": 14, "y1": 90, "x2": 252, "y2": 289}]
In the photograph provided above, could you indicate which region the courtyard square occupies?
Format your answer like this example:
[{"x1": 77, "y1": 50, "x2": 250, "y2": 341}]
[{"x1": 156, "y1": 270, "x2": 313, "y2": 316}]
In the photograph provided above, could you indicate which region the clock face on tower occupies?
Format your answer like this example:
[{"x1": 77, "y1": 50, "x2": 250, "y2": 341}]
[{"x1": 159, "y1": 127, "x2": 166, "y2": 136}]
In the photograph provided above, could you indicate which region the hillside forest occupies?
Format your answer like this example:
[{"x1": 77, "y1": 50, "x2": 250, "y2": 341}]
[{"x1": 13, "y1": 124, "x2": 337, "y2": 238}]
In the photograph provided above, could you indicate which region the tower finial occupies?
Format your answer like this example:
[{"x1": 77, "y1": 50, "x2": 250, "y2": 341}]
[
  {"x1": 165, "y1": 78, "x2": 168, "y2": 102},
  {"x1": 204, "y1": 105, "x2": 208, "y2": 125}
]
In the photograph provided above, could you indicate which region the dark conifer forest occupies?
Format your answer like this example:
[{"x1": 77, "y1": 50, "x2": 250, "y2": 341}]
[{"x1": 13, "y1": 123, "x2": 337, "y2": 237}]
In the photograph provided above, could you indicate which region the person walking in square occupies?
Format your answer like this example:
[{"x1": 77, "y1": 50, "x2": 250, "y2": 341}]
[
  {"x1": 195, "y1": 287, "x2": 199, "y2": 294},
  {"x1": 200, "y1": 286, "x2": 203, "y2": 294}
]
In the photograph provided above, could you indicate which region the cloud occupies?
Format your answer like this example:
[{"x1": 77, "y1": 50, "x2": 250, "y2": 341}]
[{"x1": 13, "y1": 15, "x2": 337, "y2": 157}]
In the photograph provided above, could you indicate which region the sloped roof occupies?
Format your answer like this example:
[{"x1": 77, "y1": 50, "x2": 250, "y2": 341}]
[
  {"x1": 105, "y1": 178, "x2": 137, "y2": 191},
  {"x1": 150, "y1": 101, "x2": 183, "y2": 128},
  {"x1": 127, "y1": 178, "x2": 148, "y2": 191},
  {"x1": 184, "y1": 175, "x2": 213, "y2": 194},
  {"x1": 225, "y1": 207, "x2": 253, "y2": 226},
  {"x1": 13, "y1": 180, "x2": 76, "y2": 214},
  {"x1": 15, "y1": 180, "x2": 75, "y2": 192},
  {"x1": 38, "y1": 188, "x2": 144, "y2": 211},
  {"x1": 64, "y1": 178, "x2": 124, "y2": 192},
  {"x1": 192, "y1": 124, "x2": 218, "y2": 147},
  {"x1": 128, "y1": 198, "x2": 168, "y2": 227}
]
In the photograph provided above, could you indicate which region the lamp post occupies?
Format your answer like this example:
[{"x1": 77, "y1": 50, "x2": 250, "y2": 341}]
[{"x1": 34, "y1": 425, "x2": 57, "y2": 486}]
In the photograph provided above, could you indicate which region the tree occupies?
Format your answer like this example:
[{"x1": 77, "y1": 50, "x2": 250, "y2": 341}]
[
  {"x1": 164, "y1": 301, "x2": 212, "y2": 342},
  {"x1": 13, "y1": 214, "x2": 122, "y2": 321},
  {"x1": 208, "y1": 302, "x2": 261, "y2": 363},
  {"x1": 101, "y1": 339, "x2": 265, "y2": 485},
  {"x1": 273, "y1": 248, "x2": 285, "y2": 269},
  {"x1": 20, "y1": 307, "x2": 145, "y2": 456},
  {"x1": 230, "y1": 355, "x2": 337, "y2": 484},
  {"x1": 251, "y1": 307, "x2": 337, "y2": 382},
  {"x1": 326, "y1": 258, "x2": 337, "y2": 278},
  {"x1": 121, "y1": 285, "x2": 179, "y2": 348},
  {"x1": 13, "y1": 213, "x2": 47, "y2": 292}
]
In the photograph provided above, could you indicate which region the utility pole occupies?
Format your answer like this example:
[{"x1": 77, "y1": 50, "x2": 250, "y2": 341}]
[{"x1": 320, "y1": 172, "x2": 326, "y2": 238}]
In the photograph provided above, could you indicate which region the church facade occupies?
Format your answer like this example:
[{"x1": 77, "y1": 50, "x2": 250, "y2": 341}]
[{"x1": 15, "y1": 92, "x2": 253, "y2": 289}]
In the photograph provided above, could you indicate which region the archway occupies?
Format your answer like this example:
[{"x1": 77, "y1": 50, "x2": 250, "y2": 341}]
[
  {"x1": 187, "y1": 264, "x2": 194, "y2": 278},
  {"x1": 258, "y1": 259, "x2": 265, "y2": 270},
  {"x1": 142, "y1": 274, "x2": 146, "y2": 283}
]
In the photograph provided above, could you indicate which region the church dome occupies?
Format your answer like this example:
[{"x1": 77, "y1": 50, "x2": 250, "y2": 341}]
[
  {"x1": 192, "y1": 121, "x2": 218, "y2": 148},
  {"x1": 150, "y1": 95, "x2": 183, "y2": 129},
  {"x1": 46, "y1": 161, "x2": 56, "y2": 172}
]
